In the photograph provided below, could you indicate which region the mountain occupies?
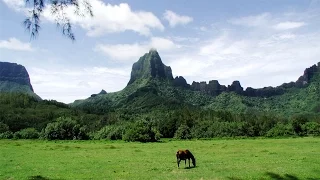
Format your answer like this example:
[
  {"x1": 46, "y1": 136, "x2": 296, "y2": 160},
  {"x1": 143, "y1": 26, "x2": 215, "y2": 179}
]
[
  {"x1": 0, "y1": 62, "x2": 40, "y2": 99},
  {"x1": 128, "y1": 49, "x2": 173, "y2": 85},
  {"x1": 72, "y1": 50, "x2": 320, "y2": 116}
]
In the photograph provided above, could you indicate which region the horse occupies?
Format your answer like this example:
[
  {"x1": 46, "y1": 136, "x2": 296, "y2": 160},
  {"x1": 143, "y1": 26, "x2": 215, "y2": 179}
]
[{"x1": 176, "y1": 149, "x2": 196, "y2": 168}]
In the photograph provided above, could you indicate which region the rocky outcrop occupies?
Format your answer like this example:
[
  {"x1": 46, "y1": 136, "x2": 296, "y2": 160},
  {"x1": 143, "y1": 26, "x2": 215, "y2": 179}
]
[
  {"x1": 227, "y1": 81, "x2": 243, "y2": 94},
  {"x1": 190, "y1": 80, "x2": 227, "y2": 96},
  {"x1": 173, "y1": 76, "x2": 190, "y2": 88},
  {"x1": 127, "y1": 49, "x2": 173, "y2": 85},
  {"x1": 295, "y1": 62, "x2": 320, "y2": 88},
  {"x1": 187, "y1": 62, "x2": 319, "y2": 97},
  {"x1": 0, "y1": 62, "x2": 34, "y2": 92},
  {"x1": 91, "y1": 89, "x2": 107, "y2": 97}
]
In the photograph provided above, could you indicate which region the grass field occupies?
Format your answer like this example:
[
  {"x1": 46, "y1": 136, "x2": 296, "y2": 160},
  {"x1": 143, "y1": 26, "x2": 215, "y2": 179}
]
[{"x1": 1, "y1": 138, "x2": 319, "y2": 180}]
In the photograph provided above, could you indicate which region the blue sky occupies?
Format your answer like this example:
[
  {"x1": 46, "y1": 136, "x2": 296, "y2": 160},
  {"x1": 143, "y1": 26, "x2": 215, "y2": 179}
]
[{"x1": 0, "y1": 0, "x2": 320, "y2": 103}]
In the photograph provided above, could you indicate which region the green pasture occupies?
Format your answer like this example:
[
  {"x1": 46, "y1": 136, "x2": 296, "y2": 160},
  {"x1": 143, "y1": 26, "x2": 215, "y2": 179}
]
[{"x1": 1, "y1": 138, "x2": 319, "y2": 180}]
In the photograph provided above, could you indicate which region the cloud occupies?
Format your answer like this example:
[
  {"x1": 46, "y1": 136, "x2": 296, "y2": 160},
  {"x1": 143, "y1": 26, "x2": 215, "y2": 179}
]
[
  {"x1": 42, "y1": 0, "x2": 164, "y2": 36},
  {"x1": 273, "y1": 21, "x2": 306, "y2": 30},
  {"x1": 163, "y1": 10, "x2": 193, "y2": 27},
  {"x1": 229, "y1": 13, "x2": 307, "y2": 32},
  {"x1": 166, "y1": 28, "x2": 320, "y2": 88},
  {"x1": 94, "y1": 37, "x2": 179, "y2": 61},
  {"x1": 170, "y1": 36, "x2": 199, "y2": 43},
  {"x1": 29, "y1": 66, "x2": 130, "y2": 103},
  {"x1": 2, "y1": 0, "x2": 25, "y2": 11},
  {"x1": 3, "y1": 0, "x2": 164, "y2": 36},
  {"x1": 228, "y1": 13, "x2": 271, "y2": 27},
  {"x1": 0, "y1": 38, "x2": 33, "y2": 51}
]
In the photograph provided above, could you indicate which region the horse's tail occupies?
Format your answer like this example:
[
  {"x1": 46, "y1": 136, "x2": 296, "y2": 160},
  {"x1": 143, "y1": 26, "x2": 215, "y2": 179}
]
[{"x1": 186, "y1": 150, "x2": 196, "y2": 167}]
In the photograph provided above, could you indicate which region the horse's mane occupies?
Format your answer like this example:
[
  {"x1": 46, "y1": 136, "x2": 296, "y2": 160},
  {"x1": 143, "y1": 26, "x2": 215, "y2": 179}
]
[{"x1": 186, "y1": 150, "x2": 196, "y2": 165}]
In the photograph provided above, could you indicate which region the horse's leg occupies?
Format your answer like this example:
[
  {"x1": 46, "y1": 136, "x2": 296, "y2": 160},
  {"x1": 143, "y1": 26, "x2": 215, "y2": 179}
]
[
  {"x1": 188, "y1": 158, "x2": 190, "y2": 167},
  {"x1": 185, "y1": 159, "x2": 186, "y2": 167}
]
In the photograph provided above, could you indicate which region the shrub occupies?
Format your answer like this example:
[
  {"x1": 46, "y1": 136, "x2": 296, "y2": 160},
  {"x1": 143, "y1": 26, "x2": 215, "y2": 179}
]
[
  {"x1": 302, "y1": 122, "x2": 320, "y2": 136},
  {"x1": 174, "y1": 124, "x2": 191, "y2": 139},
  {"x1": 123, "y1": 119, "x2": 161, "y2": 142},
  {"x1": 14, "y1": 128, "x2": 39, "y2": 139},
  {"x1": 266, "y1": 123, "x2": 295, "y2": 137},
  {"x1": 93, "y1": 125, "x2": 125, "y2": 140},
  {"x1": 0, "y1": 122, "x2": 9, "y2": 133},
  {"x1": 43, "y1": 117, "x2": 88, "y2": 140},
  {"x1": 0, "y1": 131, "x2": 13, "y2": 139}
]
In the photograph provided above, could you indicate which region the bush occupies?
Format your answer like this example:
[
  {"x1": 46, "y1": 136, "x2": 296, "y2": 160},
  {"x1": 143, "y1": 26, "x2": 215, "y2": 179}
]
[
  {"x1": 0, "y1": 122, "x2": 9, "y2": 133},
  {"x1": 291, "y1": 115, "x2": 308, "y2": 135},
  {"x1": 123, "y1": 119, "x2": 161, "y2": 142},
  {"x1": 302, "y1": 122, "x2": 320, "y2": 136},
  {"x1": 174, "y1": 124, "x2": 191, "y2": 139},
  {"x1": 266, "y1": 123, "x2": 295, "y2": 137},
  {"x1": 0, "y1": 131, "x2": 13, "y2": 139},
  {"x1": 92, "y1": 125, "x2": 125, "y2": 140},
  {"x1": 14, "y1": 128, "x2": 39, "y2": 139},
  {"x1": 43, "y1": 117, "x2": 88, "y2": 140}
]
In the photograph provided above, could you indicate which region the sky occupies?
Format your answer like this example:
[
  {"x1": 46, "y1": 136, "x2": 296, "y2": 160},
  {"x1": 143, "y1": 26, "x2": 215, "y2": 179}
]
[{"x1": 0, "y1": 0, "x2": 320, "y2": 103}]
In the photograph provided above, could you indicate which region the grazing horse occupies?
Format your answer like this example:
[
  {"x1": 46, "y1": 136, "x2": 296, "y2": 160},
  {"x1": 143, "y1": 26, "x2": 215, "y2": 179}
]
[{"x1": 176, "y1": 149, "x2": 196, "y2": 168}]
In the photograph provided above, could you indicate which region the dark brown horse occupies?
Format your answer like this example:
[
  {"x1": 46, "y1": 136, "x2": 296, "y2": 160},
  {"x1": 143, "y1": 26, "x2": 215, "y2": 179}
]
[{"x1": 176, "y1": 149, "x2": 196, "y2": 168}]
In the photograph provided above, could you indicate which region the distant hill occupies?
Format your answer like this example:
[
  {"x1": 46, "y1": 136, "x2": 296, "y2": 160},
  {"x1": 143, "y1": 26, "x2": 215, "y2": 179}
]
[
  {"x1": 0, "y1": 62, "x2": 41, "y2": 99},
  {"x1": 72, "y1": 50, "x2": 320, "y2": 116}
]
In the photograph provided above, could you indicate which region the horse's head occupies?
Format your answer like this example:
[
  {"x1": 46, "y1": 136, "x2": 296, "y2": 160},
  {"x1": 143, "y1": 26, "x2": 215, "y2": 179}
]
[{"x1": 192, "y1": 158, "x2": 196, "y2": 167}]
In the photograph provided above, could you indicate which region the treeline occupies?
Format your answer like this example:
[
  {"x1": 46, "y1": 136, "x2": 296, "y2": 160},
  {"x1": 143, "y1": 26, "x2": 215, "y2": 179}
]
[
  {"x1": 1, "y1": 94, "x2": 319, "y2": 141},
  {"x1": 0, "y1": 93, "x2": 112, "y2": 132}
]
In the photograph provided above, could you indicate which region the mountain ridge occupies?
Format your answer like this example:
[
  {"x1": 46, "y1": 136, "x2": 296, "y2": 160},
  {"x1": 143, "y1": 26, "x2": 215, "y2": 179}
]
[{"x1": 72, "y1": 50, "x2": 319, "y2": 116}]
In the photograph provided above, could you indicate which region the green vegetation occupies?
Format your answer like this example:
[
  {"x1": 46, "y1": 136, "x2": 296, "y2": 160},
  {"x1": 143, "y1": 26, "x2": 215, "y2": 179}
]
[
  {"x1": 1, "y1": 138, "x2": 319, "y2": 179},
  {"x1": 1, "y1": 92, "x2": 320, "y2": 142},
  {"x1": 1, "y1": 58, "x2": 319, "y2": 142}
]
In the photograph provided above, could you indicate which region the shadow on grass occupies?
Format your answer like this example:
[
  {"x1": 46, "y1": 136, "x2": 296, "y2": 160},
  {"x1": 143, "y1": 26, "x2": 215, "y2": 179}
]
[
  {"x1": 227, "y1": 177, "x2": 242, "y2": 180},
  {"x1": 184, "y1": 166, "x2": 197, "y2": 169},
  {"x1": 28, "y1": 175, "x2": 50, "y2": 180},
  {"x1": 265, "y1": 172, "x2": 299, "y2": 180},
  {"x1": 227, "y1": 172, "x2": 319, "y2": 180},
  {"x1": 28, "y1": 175, "x2": 65, "y2": 180}
]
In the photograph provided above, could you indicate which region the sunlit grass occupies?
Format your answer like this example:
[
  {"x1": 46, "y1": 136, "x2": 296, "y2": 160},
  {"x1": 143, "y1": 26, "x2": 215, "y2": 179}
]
[{"x1": 1, "y1": 138, "x2": 319, "y2": 179}]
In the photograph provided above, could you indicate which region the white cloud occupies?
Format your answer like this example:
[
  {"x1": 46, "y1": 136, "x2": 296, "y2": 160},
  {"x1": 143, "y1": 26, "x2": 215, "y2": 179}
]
[
  {"x1": 29, "y1": 66, "x2": 130, "y2": 103},
  {"x1": 229, "y1": 13, "x2": 307, "y2": 32},
  {"x1": 2, "y1": 0, "x2": 25, "y2": 11},
  {"x1": 94, "y1": 43, "x2": 146, "y2": 61},
  {"x1": 278, "y1": 33, "x2": 296, "y2": 39},
  {"x1": 228, "y1": 13, "x2": 271, "y2": 27},
  {"x1": 167, "y1": 29, "x2": 320, "y2": 89},
  {"x1": 0, "y1": 38, "x2": 33, "y2": 51},
  {"x1": 42, "y1": 0, "x2": 164, "y2": 36},
  {"x1": 163, "y1": 10, "x2": 193, "y2": 27},
  {"x1": 94, "y1": 37, "x2": 179, "y2": 61},
  {"x1": 273, "y1": 21, "x2": 306, "y2": 30},
  {"x1": 170, "y1": 36, "x2": 199, "y2": 43}
]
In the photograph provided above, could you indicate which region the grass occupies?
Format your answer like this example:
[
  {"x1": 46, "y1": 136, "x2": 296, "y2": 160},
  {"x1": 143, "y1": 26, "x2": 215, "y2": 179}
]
[{"x1": 0, "y1": 138, "x2": 320, "y2": 180}]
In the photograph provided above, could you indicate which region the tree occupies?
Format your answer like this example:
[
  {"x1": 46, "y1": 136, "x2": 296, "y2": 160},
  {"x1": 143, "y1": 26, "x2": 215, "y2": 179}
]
[
  {"x1": 123, "y1": 118, "x2": 161, "y2": 142},
  {"x1": 23, "y1": 0, "x2": 93, "y2": 40}
]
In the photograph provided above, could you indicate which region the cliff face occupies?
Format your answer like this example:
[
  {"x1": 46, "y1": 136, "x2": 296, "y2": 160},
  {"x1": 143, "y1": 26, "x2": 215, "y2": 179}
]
[
  {"x1": 127, "y1": 49, "x2": 173, "y2": 85},
  {"x1": 180, "y1": 62, "x2": 320, "y2": 97},
  {"x1": 0, "y1": 62, "x2": 34, "y2": 92}
]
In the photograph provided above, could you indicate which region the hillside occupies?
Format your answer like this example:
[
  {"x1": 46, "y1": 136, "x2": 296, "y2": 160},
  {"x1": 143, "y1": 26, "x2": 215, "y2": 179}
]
[{"x1": 72, "y1": 49, "x2": 320, "y2": 117}]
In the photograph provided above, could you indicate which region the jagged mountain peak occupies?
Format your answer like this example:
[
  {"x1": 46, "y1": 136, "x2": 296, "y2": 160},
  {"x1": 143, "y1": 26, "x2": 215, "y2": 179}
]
[{"x1": 127, "y1": 49, "x2": 173, "y2": 85}]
